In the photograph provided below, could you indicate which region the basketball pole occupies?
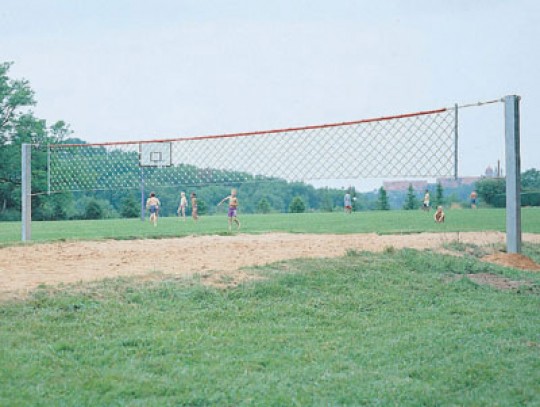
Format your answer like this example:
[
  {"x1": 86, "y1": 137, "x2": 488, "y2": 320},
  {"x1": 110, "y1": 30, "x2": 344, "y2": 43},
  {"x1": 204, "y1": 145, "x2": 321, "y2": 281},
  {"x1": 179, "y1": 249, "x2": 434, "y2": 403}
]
[{"x1": 140, "y1": 166, "x2": 145, "y2": 222}]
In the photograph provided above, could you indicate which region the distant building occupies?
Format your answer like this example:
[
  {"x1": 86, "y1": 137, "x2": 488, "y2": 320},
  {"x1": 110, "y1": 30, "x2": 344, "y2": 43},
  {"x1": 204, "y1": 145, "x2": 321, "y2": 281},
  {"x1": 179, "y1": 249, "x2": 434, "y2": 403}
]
[
  {"x1": 383, "y1": 170, "x2": 489, "y2": 192},
  {"x1": 383, "y1": 180, "x2": 428, "y2": 192},
  {"x1": 436, "y1": 176, "x2": 480, "y2": 188}
]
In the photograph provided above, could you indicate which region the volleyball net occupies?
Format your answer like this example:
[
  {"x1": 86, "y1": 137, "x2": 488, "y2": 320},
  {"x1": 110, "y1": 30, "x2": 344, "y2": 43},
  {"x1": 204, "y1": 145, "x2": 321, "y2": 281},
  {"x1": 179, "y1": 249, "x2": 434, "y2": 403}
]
[{"x1": 48, "y1": 107, "x2": 457, "y2": 193}]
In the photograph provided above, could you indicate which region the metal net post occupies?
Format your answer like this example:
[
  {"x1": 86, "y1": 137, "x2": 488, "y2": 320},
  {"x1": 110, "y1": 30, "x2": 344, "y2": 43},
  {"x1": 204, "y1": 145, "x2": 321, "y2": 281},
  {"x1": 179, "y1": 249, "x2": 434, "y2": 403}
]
[
  {"x1": 21, "y1": 143, "x2": 32, "y2": 242},
  {"x1": 504, "y1": 95, "x2": 522, "y2": 253}
]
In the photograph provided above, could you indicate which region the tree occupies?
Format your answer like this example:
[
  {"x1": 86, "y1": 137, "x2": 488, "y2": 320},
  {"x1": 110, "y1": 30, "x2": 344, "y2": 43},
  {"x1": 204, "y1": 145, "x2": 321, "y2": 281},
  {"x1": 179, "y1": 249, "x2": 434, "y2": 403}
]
[
  {"x1": 521, "y1": 168, "x2": 540, "y2": 190},
  {"x1": 0, "y1": 62, "x2": 73, "y2": 219},
  {"x1": 196, "y1": 198, "x2": 207, "y2": 215},
  {"x1": 289, "y1": 196, "x2": 306, "y2": 213},
  {"x1": 403, "y1": 184, "x2": 419, "y2": 210},
  {"x1": 37, "y1": 192, "x2": 74, "y2": 220},
  {"x1": 121, "y1": 194, "x2": 140, "y2": 218},
  {"x1": 257, "y1": 197, "x2": 271, "y2": 214},
  {"x1": 321, "y1": 190, "x2": 333, "y2": 212},
  {"x1": 84, "y1": 199, "x2": 104, "y2": 220},
  {"x1": 0, "y1": 62, "x2": 36, "y2": 136},
  {"x1": 476, "y1": 178, "x2": 506, "y2": 206},
  {"x1": 376, "y1": 187, "x2": 390, "y2": 210},
  {"x1": 435, "y1": 182, "x2": 444, "y2": 207}
]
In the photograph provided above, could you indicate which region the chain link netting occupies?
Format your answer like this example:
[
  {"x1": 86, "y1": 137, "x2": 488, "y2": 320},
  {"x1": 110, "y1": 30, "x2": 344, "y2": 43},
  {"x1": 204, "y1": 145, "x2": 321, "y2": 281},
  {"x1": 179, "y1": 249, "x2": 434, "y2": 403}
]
[{"x1": 49, "y1": 108, "x2": 456, "y2": 192}]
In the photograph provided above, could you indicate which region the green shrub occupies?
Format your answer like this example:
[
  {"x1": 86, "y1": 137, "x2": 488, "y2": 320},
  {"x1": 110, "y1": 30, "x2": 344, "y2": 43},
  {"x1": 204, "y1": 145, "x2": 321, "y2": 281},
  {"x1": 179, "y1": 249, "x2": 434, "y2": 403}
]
[
  {"x1": 84, "y1": 199, "x2": 104, "y2": 219},
  {"x1": 289, "y1": 196, "x2": 306, "y2": 213},
  {"x1": 492, "y1": 191, "x2": 540, "y2": 208},
  {"x1": 257, "y1": 197, "x2": 271, "y2": 214},
  {"x1": 121, "y1": 195, "x2": 140, "y2": 218}
]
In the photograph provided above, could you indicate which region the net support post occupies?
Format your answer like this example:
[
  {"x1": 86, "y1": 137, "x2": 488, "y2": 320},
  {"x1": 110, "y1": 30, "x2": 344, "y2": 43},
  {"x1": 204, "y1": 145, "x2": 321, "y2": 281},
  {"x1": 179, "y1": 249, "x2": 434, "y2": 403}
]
[
  {"x1": 454, "y1": 103, "x2": 459, "y2": 179},
  {"x1": 21, "y1": 143, "x2": 32, "y2": 242},
  {"x1": 504, "y1": 95, "x2": 521, "y2": 253}
]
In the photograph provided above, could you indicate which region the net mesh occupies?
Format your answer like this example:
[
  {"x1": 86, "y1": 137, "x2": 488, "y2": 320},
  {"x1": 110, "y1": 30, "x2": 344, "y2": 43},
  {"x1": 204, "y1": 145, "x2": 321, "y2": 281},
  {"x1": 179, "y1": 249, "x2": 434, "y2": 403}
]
[{"x1": 49, "y1": 108, "x2": 456, "y2": 192}]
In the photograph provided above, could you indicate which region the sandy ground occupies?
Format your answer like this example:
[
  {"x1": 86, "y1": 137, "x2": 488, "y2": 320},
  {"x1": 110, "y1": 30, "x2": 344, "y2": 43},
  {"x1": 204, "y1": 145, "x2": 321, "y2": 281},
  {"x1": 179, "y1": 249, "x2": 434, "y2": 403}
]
[{"x1": 1, "y1": 231, "x2": 540, "y2": 301}]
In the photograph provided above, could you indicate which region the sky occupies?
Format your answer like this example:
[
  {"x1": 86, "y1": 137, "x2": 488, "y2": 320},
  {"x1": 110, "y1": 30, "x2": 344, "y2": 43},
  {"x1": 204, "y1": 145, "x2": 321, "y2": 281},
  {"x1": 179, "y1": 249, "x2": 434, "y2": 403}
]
[{"x1": 1, "y1": 0, "x2": 539, "y2": 190}]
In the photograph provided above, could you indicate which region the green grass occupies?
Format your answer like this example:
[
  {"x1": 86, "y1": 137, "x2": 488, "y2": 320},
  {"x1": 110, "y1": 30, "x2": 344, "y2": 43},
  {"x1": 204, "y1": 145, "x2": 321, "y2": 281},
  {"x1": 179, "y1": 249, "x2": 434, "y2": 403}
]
[
  {"x1": 2, "y1": 207, "x2": 540, "y2": 244},
  {"x1": 1, "y1": 249, "x2": 539, "y2": 405}
]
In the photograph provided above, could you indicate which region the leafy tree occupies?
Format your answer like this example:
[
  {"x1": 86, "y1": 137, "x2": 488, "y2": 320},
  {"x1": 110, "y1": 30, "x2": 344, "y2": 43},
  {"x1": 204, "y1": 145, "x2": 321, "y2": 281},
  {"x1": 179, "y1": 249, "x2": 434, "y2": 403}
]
[
  {"x1": 257, "y1": 197, "x2": 271, "y2": 214},
  {"x1": 121, "y1": 194, "x2": 140, "y2": 218},
  {"x1": 476, "y1": 178, "x2": 506, "y2": 206},
  {"x1": 376, "y1": 187, "x2": 390, "y2": 210},
  {"x1": 403, "y1": 184, "x2": 419, "y2": 210},
  {"x1": 435, "y1": 182, "x2": 444, "y2": 207},
  {"x1": 0, "y1": 62, "x2": 73, "y2": 220},
  {"x1": 0, "y1": 62, "x2": 36, "y2": 137},
  {"x1": 37, "y1": 192, "x2": 74, "y2": 220},
  {"x1": 321, "y1": 190, "x2": 334, "y2": 212},
  {"x1": 84, "y1": 199, "x2": 104, "y2": 219},
  {"x1": 521, "y1": 168, "x2": 540, "y2": 190},
  {"x1": 196, "y1": 198, "x2": 207, "y2": 215},
  {"x1": 289, "y1": 196, "x2": 306, "y2": 213}
]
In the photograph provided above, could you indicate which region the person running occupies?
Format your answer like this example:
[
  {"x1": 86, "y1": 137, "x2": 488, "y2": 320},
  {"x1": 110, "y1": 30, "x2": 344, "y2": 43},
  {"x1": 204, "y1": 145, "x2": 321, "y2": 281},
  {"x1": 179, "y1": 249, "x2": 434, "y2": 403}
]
[
  {"x1": 434, "y1": 205, "x2": 445, "y2": 223},
  {"x1": 190, "y1": 192, "x2": 198, "y2": 222},
  {"x1": 344, "y1": 192, "x2": 352, "y2": 214},
  {"x1": 218, "y1": 188, "x2": 241, "y2": 231},
  {"x1": 470, "y1": 190, "x2": 478, "y2": 209},
  {"x1": 146, "y1": 192, "x2": 160, "y2": 226},
  {"x1": 177, "y1": 191, "x2": 188, "y2": 221},
  {"x1": 422, "y1": 189, "x2": 431, "y2": 211}
]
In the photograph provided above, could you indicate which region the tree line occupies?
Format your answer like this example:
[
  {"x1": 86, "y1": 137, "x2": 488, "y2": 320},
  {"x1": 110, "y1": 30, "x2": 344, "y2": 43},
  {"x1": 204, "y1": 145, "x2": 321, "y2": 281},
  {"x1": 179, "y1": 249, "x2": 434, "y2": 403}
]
[
  {"x1": 2, "y1": 62, "x2": 538, "y2": 221},
  {"x1": 1, "y1": 62, "x2": 358, "y2": 221}
]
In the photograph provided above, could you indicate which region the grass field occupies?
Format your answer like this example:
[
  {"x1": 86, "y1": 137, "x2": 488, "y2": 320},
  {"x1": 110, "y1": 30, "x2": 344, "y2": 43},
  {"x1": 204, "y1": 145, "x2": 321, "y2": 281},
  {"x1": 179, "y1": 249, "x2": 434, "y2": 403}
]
[
  {"x1": 1, "y1": 247, "x2": 539, "y2": 405},
  {"x1": 1, "y1": 207, "x2": 540, "y2": 244},
  {"x1": 1, "y1": 209, "x2": 539, "y2": 405}
]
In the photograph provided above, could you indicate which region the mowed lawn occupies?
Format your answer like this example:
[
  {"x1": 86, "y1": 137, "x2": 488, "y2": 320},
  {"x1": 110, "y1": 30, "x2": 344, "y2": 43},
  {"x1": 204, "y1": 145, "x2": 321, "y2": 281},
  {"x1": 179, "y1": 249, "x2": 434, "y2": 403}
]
[
  {"x1": 1, "y1": 209, "x2": 539, "y2": 405},
  {"x1": 1, "y1": 207, "x2": 540, "y2": 244},
  {"x1": 1, "y1": 247, "x2": 539, "y2": 405}
]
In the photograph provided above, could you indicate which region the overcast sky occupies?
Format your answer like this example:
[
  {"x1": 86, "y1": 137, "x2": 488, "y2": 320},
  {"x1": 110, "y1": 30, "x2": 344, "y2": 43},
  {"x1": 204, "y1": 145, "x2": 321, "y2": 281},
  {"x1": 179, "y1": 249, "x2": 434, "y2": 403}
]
[{"x1": 1, "y1": 0, "x2": 539, "y2": 189}]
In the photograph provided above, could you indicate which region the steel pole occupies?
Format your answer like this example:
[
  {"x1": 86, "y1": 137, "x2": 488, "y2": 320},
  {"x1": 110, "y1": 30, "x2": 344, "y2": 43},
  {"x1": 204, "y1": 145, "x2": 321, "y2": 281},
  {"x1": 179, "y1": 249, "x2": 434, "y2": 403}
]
[
  {"x1": 504, "y1": 95, "x2": 521, "y2": 253},
  {"x1": 454, "y1": 103, "x2": 459, "y2": 179},
  {"x1": 140, "y1": 167, "x2": 145, "y2": 222},
  {"x1": 21, "y1": 144, "x2": 32, "y2": 242}
]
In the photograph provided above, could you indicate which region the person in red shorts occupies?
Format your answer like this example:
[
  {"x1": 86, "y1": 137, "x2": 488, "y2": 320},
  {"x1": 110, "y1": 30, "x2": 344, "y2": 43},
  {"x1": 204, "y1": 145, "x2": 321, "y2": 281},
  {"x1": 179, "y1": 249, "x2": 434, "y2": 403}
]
[{"x1": 344, "y1": 192, "x2": 352, "y2": 214}]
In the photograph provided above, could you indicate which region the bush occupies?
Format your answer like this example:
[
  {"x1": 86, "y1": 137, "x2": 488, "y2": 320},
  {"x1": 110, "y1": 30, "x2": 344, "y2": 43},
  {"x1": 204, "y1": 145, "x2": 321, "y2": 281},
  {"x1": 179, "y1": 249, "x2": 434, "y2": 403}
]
[
  {"x1": 522, "y1": 191, "x2": 540, "y2": 206},
  {"x1": 0, "y1": 208, "x2": 20, "y2": 222},
  {"x1": 196, "y1": 199, "x2": 207, "y2": 215},
  {"x1": 257, "y1": 197, "x2": 271, "y2": 214},
  {"x1": 289, "y1": 196, "x2": 306, "y2": 213},
  {"x1": 121, "y1": 195, "x2": 140, "y2": 218},
  {"x1": 491, "y1": 191, "x2": 540, "y2": 208},
  {"x1": 476, "y1": 178, "x2": 506, "y2": 206},
  {"x1": 84, "y1": 199, "x2": 104, "y2": 220}
]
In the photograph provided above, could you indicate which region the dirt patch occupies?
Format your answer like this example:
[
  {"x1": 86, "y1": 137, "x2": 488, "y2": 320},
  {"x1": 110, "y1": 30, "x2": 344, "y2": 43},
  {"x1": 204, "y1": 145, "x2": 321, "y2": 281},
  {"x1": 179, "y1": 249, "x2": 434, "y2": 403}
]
[
  {"x1": 482, "y1": 253, "x2": 540, "y2": 271},
  {"x1": 465, "y1": 273, "x2": 532, "y2": 291},
  {"x1": 1, "y1": 231, "x2": 539, "y2": 301}
]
